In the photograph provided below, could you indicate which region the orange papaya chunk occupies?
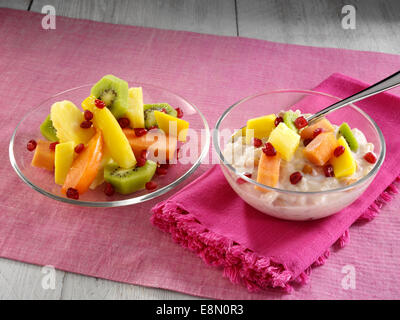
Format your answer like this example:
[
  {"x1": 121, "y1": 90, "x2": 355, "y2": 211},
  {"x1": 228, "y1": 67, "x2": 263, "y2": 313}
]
[
  {"x1": 303, "y1": 132, "x2": 338, "y2": 166},
  {"x1": 255, "y1": 152, "x2": 281, "y2": 192},
  {"x1": 300, "y1": 118, "x2": 334, "y2": 140},
  {"x1": 31, "y1": 140, "x2": 55, "y2": 171}
]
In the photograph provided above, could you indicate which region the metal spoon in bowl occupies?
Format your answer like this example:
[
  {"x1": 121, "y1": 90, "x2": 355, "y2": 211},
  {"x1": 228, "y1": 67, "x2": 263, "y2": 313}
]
[{"x1": 306, "y1": 70, "x2": 400, "y2": 124}]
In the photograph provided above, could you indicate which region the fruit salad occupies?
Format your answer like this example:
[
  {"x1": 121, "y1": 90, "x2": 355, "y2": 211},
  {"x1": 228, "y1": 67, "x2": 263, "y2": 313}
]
[{"x1": 27, "y1": 75, "x2": 190, "y2": 200}]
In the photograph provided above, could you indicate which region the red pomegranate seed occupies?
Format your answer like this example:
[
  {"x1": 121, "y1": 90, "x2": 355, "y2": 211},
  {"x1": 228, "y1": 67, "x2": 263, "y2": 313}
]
[
  {"x1": 136, "y1": 157, "x2": 147, "y2": 167},
  {"x1": 161, "y1": 108, "x2": 167, "y2": 113},
  {"x1": 104, "y1": 182, "x2": 115, "y2": 197},
  {"x1": 118, "y1": 117, "x2": 130, "y2": 128},
  {"x1": 140, "y1": 150, "x2": 147, "y2": 160},
  {"x1": 145, "y1": 181, "x2": 157, "y2": 191},
  {"x1": 290, "y1": 171, "x2": 303, "y2": 185},
  {"x1": 236, "y1": 173, "x2": 252, "y2": 184},
  {"x1": 323, "y1": 164, "x2": 335, "y2": 177},
  {"x1": 294, "y1": 116, "x2": 308, "y2": 130},
  {"x1": 49, "y1": 141, "x2": 59, "y2": 151},
  {"x1": 134, "y1": 128, "x2": 148, "y2": 137},
  {"x1": 84, "y1": 110, "x2": 93, "y2": 121},
  {"x1": 274, "y1": 116, "x2": 283, "y2": 127},
  {"x1": 303, "y1": 138, "x2": 312, "y2": 147},
  {"x1": 262, "y1": 142, "x2": 277, "y2": 157},
  {"x1": 364, "y1": 152, "x2": 377, "y2": 164},
  {"x1": 74, "y1": 143, "x2": 84, "y2": 154},
  {"x1": 80, "y1": 120, "x2": 93, "y2": 129},
  {"x1": 334, "y1": 145, "x2": 345, "y2": 157},
  {"x1": 253, "y1": 138, "x2": 263, "y2": 148},
  {"x1": 94, "y1": 99, "x2": 106, "y2": 109},
  {"x1": 156, "y1": 166, "x2": 168, "y2": 175},
  {"x1": 66, "y1": 188, "x2": 79, "y2": 200},
  {"x1": 27, "y1": 139, "x2": 37, "y2": 151},
  {"x1": 312, "y1": 128, "x2": 323, "y2": 138},
  {"x1": 175, "y1": 108, "x2": 184, "y2": 118}
]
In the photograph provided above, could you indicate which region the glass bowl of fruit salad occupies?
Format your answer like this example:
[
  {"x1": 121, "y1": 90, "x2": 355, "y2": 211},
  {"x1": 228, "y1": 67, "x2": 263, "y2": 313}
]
[
  {"x1": 214, "y1": 89, "x2": 385, "y2": 221},
  {"x1": 9, "y1": 75, "x2": 210, "y2": 207}
]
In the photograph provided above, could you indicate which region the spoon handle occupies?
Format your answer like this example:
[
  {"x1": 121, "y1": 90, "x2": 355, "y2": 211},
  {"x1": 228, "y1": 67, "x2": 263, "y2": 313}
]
[{"x1": 306, "y1": 70, "x2": 400, "y2": 123}]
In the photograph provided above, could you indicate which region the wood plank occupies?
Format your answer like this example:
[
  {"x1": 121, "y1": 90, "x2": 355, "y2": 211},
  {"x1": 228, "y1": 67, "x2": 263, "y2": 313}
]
[
  {"x1": 30, "y1": 0, "x2": 237, "y2": 36},
  {"x1": 236, "y1": 0, "x2": 400, "y2": 54},
  {"x1": 0, "y1": 0, "x2": 31, "y2": 10}
]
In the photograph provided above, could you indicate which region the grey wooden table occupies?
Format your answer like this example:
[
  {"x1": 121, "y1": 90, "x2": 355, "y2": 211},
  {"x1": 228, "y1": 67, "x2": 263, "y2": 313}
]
[{"x1": 0, "y1": 0, "x2": 399, "y2": 300}]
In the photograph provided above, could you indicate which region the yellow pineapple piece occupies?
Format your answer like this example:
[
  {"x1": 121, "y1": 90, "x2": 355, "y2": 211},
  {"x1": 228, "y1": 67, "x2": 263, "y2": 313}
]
[
  {"x1": 126, "y1": 87, "x2": 145, "y2": 128},
  {"x1": 55, "y1": 141, "x2": 75, "y2": 185},
  {"x1": 330, "y1": 136, "x2": 356, "y2": 178},
  {"x1": 268, "y1": 122, "x2": 300, "y2": 161},
  {"x1": 245, "y1": 114, "x2": 276, "y2": 144},
  {"x1": 154, "y1": 110, "x2": 189, "y2": 142},
  {"x1": 82, "y1": 96, "x2": 136, "y2": 168},
  {"x1": 50, "y1": 100, "x2": 95, "y2": 145}
]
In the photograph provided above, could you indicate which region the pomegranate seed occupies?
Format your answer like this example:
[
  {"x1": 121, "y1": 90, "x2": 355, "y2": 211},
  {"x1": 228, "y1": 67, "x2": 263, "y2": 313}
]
[
  {"x1": 262, "y1": 142, "x2": 276, "y2": 157},
  {"x1": 49, "y1": 141, "x2": 59, "y2": 151},
  {"x1": 364, "y1": 152, "x2": 377, "y2": 164},
  {"x1": 303, "y1": 138, "x2": 312, "y2": 147},
  {"x1": 313, "y1": 128, "x2": 323, "y2": 138},
  {"x1": 118, "y1": 117, "x2": 130, "y2": 128},
  {"x1": 148, "y1": 125, "x2": 158, "y2": 131},
  {"x1": 74, "y1": 143, "x2": 84, "y2": 153},
  {"x1": 175, "y1": 108, "x2": 184, "y2": 118},
  {"x1": 236, "y1": 173, "x2": 252, "y2": 184},
  {"x1": 66, "y1": 188, "x2": 79, "y2": 200},
  {"x1": 80, "y1": 120, "x2": 93, "y2": 128},
  {"x1": 323, "y1": 164, "x2": 335, "y2": 177},
  {"x1": 134, "y1": 128, "x2": 148, "y2": 137},
  {"x1": 136, "y1": 157, "x2": 147, "y2": 167},
  {"x1": 140, "y1": 150, "x2": 147, "y2": 160},
  {"x1": 334, "y1": 145, "x2": 345, "y2": 157},
  {"x1": 145, "y1": 181, "x2": 157, "y2": 191},
  {"x1": 104, "y1": 182, "x2": 115, "y2": 197},
  {"x1": 294, "y1": 116, "x2": 308, "y2": 130},
  {"x1": 94, "y1": 99, "x2": 106, "y2": 109},
  {"x1": 274, "y1": 116, "x2": 283, "y2": 127},
  {"x1": 27, "y1": 139, "x2": 37, "y2": 151},
  {"x1": 156, "y1": 166, "x2": 168, "y2": 175},
  {"x1": 84, "y1": 110, "x2": 93, "y2": 121},
  {"x1": 161, "y1": 108, "x2": 167, "y2": 113},
  {"x1": 253, "y1": 138, "x2": 263, "y2": 148},
  {"x1": 290, "y1": 171, "x2": 303, "y2": 185}
]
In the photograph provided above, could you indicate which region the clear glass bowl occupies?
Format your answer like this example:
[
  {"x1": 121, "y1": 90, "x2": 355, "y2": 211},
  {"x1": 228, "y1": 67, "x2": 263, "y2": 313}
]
[
  {"x1": 213, "y1": 90, "x2": 385, "y2": 221},
  {"x1": 9, "y1": 83, "x2": 210, "y2": 207}
]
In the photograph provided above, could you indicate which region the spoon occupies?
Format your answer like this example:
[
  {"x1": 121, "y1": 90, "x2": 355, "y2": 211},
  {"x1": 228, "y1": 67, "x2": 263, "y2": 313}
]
[{"x1": 306, "y1": 70, "x2": 400, "y2": 124}]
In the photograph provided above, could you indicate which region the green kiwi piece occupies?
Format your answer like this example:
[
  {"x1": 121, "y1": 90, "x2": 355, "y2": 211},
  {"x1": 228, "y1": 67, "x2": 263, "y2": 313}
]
[
  {"x1": 143, "y1": 103, "x2": 178, "y2": 129},
  {"x1": 90, "y1": 75, "x2": 129, "y2": 119},
  {"x1": 283, "y1": 110, "x2": 299, "y2": 132},
  {"x1": 338, "y1": 122, "x2": 359, "y2": 152},
  {"x1": 40, "y1": 115, "x2": 58, "y2": 142},
  {"x1": 104, "y1": 160, "x2": 157, "y2": 195}
]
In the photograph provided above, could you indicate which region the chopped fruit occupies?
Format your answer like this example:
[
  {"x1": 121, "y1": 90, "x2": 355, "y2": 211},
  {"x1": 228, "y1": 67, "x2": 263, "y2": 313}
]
[
  {"x1": 95, "y1": 99, "x2": 106, "y2": 109},
  {"x1": 324, "y1": 164, "x2": 335, "y2": 177},
  {"x1": 294, "y1": 116, "x2": 308, "y2": 130},
  {"x1": 62, "y1": 130, "x2": 104, "y2": 195},
  {"x1": 274, "y1": 116, "x2": 283, "y2": 127},
  {"x1": 31, "y1": 140, "x2": 55, "y2": 171},
  {"x1": 236, "y1": 173, "x2": 252, "y2": 184},
  {"x1": 66, "y1": 188, "x2": 79, "y2": 200},
  {"x1": 245, "y1": 114, "x2": 276, "y2": 144},
  {"x1": 134, "y1": 128, "x2": 147, "y2": 137},
  {"x1": 364, "y1": 152, "x2": 377, "y2": 164},
  {"x1": 84, "y1": 110, "x2": 93, "y2": 121},
  {"x1": 283, "y1": 111, "x2": 299, "y2": 132},
  {"x1": 268, "y1": 123, "x2": 300, "y2": 161},
  {"x1": 290, "y1": 171, "x2": 302, "y2": 185},
  {"x1": 143, "y1": 103, "x2": 177, "y2": 129},
  {"x1": 262, "y1": 142, "x2": 277, "y2": 157},
  {"x1": 253, "y1": 138, "x2": 263, "y2": 148},
  {"x1": 40, "y1": 115, "x2": 58, "y2": 142},
  {"x1": 104, "y1": 182, "x2": 115, "y2": 197},
  {"x1": 125, "y1": 87, "x2": 145, "y2": 128},
  {"x1": 54, "y1": 141, "x2": 75, "y2": 185},
  {"x1": 74, "y1": 143, "x2": 84, "y2": 154},
  {"x1": 255, "y1": 153, "x2": 281, "y2": 192},
  {"x1": 145, "y1": 181, "x2": 158, "y2": 191},
  {"x1": 118, "y1": 117, "x2": 130, "y2": 128},
  {"x1": 334, "y1": 145, "x2": 345, "y2": 157},
  {"x1": 136, "y1": 157, "x2": 147, "y2": 167},
  {"x1": 330, "y1": 136, "x2": 357, "y2": 178},
  {"x1": 27, "y1": 139, "x2": 37, "y2": 151},
  {"x1": 51, "y1": 100, "x2": 95, "y2": 145},
  {"x1": 312, "y1": 128, "x2": 323, "y2": 138},
  {"x1": 303, "y1": 138, "x2": 312, "y2": 147},
  {"x1": 231, "y1": 126, "x2": 247, "y2": 142},
  {"x1": 82, "y1": 96, "x2": 136, "y2": 168},
  {"x1": 80, "y1": 120, "x2": 93, "y2": 129},
  {"x1": 338, "y1": 122, "x2": 359, "y2": 152},
  {"x1": 302, "y1": 164, "x2": 314, "y2": 175},
  {"x1": 175, "y1": 108, "x2": 184, "y2": 118},
  {"x1": 89, "y1": 146, "x2": 112, "y2": 190},
  {"x1": 300, "y1": 118, "x2": 334, "y2": 140},
  {"x1": 303, "y1": 132, "x2": 337, "y2": 166},
  {"x1": 49, "y1": 141, "x2": 59, "y2": 151},
  {"x1": 154, "y1": 110, "x2": 189, "y2": 142}
]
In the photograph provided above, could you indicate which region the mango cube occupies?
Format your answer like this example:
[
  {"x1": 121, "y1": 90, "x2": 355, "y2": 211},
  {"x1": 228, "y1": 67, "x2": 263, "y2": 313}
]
[
  {"x1": 245, "y1": 114, "x2": 276, "y2": 144},
  {"x1": 268, "y1": 123, "x2": 300, "y2": 161},
  {"x1": 330, "y1": 136, "x2": 356, "y2": 178},
  {"x1": 154, "y1": 110, "x2": 189, "y2": 142},
  {"x1": 55, "y1": 141, "x2": 75, "y2": 185}
]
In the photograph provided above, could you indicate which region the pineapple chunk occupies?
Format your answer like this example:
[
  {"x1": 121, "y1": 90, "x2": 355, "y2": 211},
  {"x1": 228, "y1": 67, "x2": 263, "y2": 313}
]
[
  {"x1": 55, "y1": 141, "x2": 75, "y2": 185},
  {"x1": 268, "y1": 122, "x2": 300, "y2": 161},
  {"x1": 126, "y1": 87, "x2": 145, "y2": 128},
  {"x1": 245, "y1": 114, "x2": 276, "y2": 144},
  {"x1": 330, "y1": 136, "x2": 356, "y2": 178},
  {"x1": 154, "y1": 110, "x2": 189, "y2": 142},
  {"x1": 82, "y1": 96, "x2": 136, "y2": 168}
]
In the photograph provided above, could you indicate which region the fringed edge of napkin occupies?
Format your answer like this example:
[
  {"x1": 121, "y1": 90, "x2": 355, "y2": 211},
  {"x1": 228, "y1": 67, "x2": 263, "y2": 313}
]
[{"x1": 151, "y1": 176, "x2": 399, "y2": 293}]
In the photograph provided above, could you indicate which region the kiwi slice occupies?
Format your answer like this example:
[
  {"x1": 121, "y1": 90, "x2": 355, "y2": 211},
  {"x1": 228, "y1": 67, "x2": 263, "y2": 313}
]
[
  {"x1": 90, "y1": 75, "x2": 129, "y2": 119},
  {"x1": 338, "y1": 122, "x2": 359, "y2": 152},
  {"x1": 104, "y1": 160, "x2": 157, "y2": 195},
  {"x1": 283, "y1": 110, "x2": 299, "y2": 132},
  {"x1": 40, "y1": 115, "x2": 58, "y2": 142},
  {"x1": 143, "y1": 103, "x2": 178, "y2": 129}
]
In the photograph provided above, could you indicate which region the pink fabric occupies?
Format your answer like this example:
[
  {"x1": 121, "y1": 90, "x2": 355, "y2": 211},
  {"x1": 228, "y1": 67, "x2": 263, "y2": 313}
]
[{"x1": 1, "y1": 8, "x2": 399, "y2": 299}]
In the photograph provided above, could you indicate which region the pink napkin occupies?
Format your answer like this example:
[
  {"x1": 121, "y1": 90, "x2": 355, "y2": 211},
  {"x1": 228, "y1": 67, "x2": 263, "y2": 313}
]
[{"x1": 152, "y1": 73, "x2": 400, "y2": 293}]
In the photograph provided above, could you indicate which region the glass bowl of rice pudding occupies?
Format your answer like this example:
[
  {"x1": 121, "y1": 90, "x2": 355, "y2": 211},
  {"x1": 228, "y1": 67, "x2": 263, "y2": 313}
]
[{"x1": 213, "y1": 90, "x2": 385, "y2": 221}]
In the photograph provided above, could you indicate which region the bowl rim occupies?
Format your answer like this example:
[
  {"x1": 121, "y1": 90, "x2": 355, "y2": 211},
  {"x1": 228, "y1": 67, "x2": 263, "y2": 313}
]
[
  {"x1": 213, "y1": 89, "x2": 386, "y2": 195},
  {"x1": 9, "y1": 82, "x2": 210, "y2": 207}
]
